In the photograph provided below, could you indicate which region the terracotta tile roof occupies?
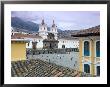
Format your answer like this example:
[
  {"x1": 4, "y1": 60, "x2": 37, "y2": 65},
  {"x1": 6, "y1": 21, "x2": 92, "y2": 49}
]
[
  {"x1": 71, "y1": 25, "x2": 100, "y2": 37},
  {"x1": 11, "y1": 33, "x2": 42, "y2": 39},
  {"x1": 11, "y1": 59, "x2": 95, "y2": 77},
  {"x1": 11, "y1": 39, "x2": 29, "y2": 42}
]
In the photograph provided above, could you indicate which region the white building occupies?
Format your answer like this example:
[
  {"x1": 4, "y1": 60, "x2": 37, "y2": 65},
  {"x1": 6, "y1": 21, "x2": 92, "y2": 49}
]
[{"x1": 58, "y1": 37, "x2": 79, "y2": 48}]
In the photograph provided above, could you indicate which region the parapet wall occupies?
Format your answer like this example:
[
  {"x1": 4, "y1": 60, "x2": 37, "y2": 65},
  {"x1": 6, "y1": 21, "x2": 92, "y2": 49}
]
[
  {"x1": 27, "y1": 48, "x2": 79, "y2": 55},
  {"x1": 27, "y1": 49, "x2": 79, "y2": 70}
]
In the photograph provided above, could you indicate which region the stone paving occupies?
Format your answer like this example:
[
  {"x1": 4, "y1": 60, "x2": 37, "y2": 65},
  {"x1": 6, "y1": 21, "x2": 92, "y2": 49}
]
[{"x1": 11, "y1": 59, "x2": 94, "y2": 77}]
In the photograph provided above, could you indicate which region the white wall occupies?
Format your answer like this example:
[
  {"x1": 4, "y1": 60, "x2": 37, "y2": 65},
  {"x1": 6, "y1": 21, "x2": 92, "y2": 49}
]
[
  {"x1": 37, "y1": 39, "x2": 43, "y2": 49},
  {"x1": 58, "y1": 39, "x2": 79, "y2": 48},
  {"x1": 26, "y1": 38, "x2": 43, "y2": 49},
  {"x1": 26, "y1": 38, "x2": 79, "y2": 49}
]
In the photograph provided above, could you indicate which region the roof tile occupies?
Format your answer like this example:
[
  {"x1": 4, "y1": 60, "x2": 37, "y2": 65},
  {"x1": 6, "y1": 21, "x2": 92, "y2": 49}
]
[{"x1": 71, "y1": 25, "x2": 100, "y2": 37}]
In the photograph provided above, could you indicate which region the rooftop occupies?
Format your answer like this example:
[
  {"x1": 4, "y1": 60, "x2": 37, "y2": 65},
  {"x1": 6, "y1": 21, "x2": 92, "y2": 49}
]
[
  {"x1": 11, "y1": 39, "x2": 30, "y2": 42},
  {"x1": 11, "y1": 59, "x2": 94, "y2": 77},
  {"x1": 11, "y1": 33, "x2": 42, "y2": 39},
  {"x1": 71, "y1": 25, "x2": 100, "y2": 37}
]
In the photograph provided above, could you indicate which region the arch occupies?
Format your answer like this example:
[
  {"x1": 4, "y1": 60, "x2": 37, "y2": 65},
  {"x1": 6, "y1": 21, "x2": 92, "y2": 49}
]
[{"x1": 84, "y1": 41, "x2": 90, "y2": 56}]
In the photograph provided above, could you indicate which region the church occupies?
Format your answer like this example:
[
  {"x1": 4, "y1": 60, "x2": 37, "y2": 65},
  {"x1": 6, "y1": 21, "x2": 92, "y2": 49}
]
[
  {"x1": 11, "y1": 19, "x2": 79, "y2": 49},
  {"x1": 38, "y1": 19, "x2": 58, "y2": 40},
  {"x1": 36, "y1": 19, "x2": 79, "y2": 49}
]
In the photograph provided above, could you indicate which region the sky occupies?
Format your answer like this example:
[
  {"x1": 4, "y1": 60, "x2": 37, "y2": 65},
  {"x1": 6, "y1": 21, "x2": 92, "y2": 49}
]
[{"x1": 11, "y1": 11, "x2": 100, "y2": 30}]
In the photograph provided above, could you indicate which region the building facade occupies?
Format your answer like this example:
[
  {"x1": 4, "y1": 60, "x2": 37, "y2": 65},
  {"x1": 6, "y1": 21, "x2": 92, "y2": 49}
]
[{"x1": 71, "y1": 25, "x2": 100, "y2": 76}]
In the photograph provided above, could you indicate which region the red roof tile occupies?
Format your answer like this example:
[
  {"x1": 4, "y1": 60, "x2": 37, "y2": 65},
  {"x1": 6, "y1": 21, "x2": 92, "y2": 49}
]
[{"x1": 11, "y1": 33, "x2": 42, "y2": 39}]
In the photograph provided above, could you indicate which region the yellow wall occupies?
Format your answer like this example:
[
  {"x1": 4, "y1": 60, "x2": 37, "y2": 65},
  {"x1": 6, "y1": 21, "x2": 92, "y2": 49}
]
[
  {"x1": 79, "y1": 37, "x2": 100, "y2": 76},
  {"x1": 11, "y1": 41, "x2": 26, "y2": 61},
  {"x1": 79, "y1": 38, "x2": 83, "y2": 72},
  {"x1": 90, "y1": 39, "x2": 95, "y2": 75}
]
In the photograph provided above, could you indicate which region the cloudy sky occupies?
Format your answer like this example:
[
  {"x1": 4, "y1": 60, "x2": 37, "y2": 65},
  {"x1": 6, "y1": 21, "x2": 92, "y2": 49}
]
[{"x1": 11, "y1": 11, "x2": 100, "y2": 30}]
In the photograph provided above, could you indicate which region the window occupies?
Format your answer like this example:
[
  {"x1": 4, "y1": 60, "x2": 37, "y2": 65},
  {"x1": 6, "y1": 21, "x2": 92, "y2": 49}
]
[
  {"x1": 28, "y1": 43, "x2": 29, "y2": 46},
  {"x1": 84, "y1": 64, "x2": 90, "y2": 73},
  {"x1": 45, "y1": 44, "x2": 46, "y2": 46},
  {"x1": 62, "y1": 45, "x2": 65, "y2": 48},
  {"x1": 97, "y1": 66, "x2": 100, "y2": 76},
  {"x1": 49, "y1": 36, "x2": 52, "y2": 39},
  {"x1": 84, "y1": 41, "x2": 90, "y2": 56},
  {"x1": 11, "y1": 33, "x2": 14, "y2": 36},
  {"x1": 96, "y1": 41, "x2": 100, "y2": 57},
  {"x1": 44, "y1": 27, "x2": 45, "y2": 30},
  {"x1": 50, "y1": 43, "x2": 52, "y2": 48}
]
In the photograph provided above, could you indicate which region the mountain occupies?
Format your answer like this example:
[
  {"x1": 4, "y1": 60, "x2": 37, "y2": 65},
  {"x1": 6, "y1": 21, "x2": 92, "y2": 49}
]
[
  {"x1": 11, "y1": 17, "x2": 62, "y2": 33},
  {"x1": 11, "y1": 17, "x2": 39, "y2": 32}
]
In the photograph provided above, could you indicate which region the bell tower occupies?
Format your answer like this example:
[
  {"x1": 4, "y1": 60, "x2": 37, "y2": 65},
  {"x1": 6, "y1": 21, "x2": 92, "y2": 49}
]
[
  {"x1": 50, "y1": 20, "x2": 58, "y2": 40},
  {"x1": 38, "y1": 19, "x2": 48, "y2": 39}
]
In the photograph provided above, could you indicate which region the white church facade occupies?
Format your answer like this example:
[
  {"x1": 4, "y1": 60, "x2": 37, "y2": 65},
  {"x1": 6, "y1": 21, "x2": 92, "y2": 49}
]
[{"x1": 38, "y1": 19, "x2": 58, "y2": 40}]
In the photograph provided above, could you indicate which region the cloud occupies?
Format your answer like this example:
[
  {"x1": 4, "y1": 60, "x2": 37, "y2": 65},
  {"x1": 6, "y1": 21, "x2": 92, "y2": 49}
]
[
  {"x1": 11, "y1": 11, "x2": 100, "y2": 30},
  {"x1": 57, "y1": 21, "x2": 77, "y2": 30}
]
